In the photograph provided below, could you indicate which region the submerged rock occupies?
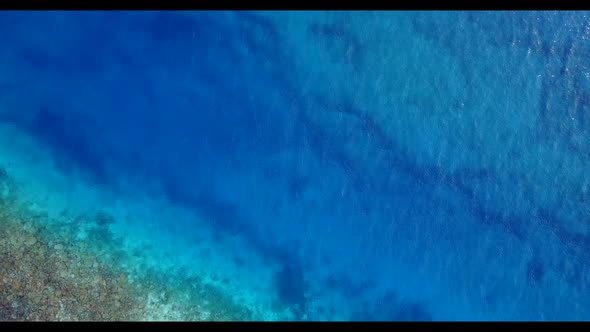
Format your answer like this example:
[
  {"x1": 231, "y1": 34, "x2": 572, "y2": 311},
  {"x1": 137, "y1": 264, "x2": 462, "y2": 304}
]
[
  {"x1": 274, "y1": 262, "x2": 307, "y2": 318},
  {"x1": 0, "y1": 166, "x2": 11, "y2": 204}
]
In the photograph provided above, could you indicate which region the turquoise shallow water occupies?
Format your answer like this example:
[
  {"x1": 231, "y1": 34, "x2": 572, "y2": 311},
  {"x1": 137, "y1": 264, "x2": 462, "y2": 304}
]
[{"x1": 1, "y1": 11, "x2": 590, "y2": 320}]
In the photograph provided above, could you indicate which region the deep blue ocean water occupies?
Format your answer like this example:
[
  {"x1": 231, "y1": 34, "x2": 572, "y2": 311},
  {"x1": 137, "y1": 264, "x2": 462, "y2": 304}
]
[{"x1": 1, "y1": 11, "x2": 590, "y2": 320}]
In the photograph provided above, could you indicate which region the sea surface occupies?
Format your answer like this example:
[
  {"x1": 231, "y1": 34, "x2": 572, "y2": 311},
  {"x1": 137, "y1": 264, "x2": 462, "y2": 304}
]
[{"x1": 1, "y1": 11, "x2": 590, "y2": 320}]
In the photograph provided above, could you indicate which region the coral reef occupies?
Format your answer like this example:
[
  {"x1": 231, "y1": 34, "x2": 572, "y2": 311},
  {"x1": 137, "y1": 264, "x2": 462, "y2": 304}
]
[{"x1": 0, "y1": 170, "x2": 252, "y2": 321}]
